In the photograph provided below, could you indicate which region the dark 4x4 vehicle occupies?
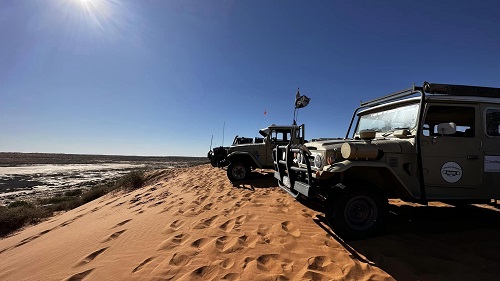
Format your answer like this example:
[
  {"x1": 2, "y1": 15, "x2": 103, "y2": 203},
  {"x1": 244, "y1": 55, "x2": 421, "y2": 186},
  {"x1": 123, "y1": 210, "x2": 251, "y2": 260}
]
[
  {"x1": 274, "y1": 82, "x2": 500, "y2": 239},
  {"x1": 209, "y1": 124, "x2": 305, "y2": 182}
]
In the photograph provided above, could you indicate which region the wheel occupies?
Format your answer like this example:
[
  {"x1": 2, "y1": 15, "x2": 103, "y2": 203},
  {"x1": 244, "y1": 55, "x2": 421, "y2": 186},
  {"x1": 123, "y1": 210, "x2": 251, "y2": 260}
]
[
  {"x1": 211, "y1": 155, "x2": 225, "y2": 167},
  {"x1": 227, "y1": 162, "x2": 250, "y2": 182},
  {"x1": 326, "y1": 188, "x2": 387, "y2": 240},
  {"x1": 210, "y1": 157, "x2": 218, "y2": 167}
]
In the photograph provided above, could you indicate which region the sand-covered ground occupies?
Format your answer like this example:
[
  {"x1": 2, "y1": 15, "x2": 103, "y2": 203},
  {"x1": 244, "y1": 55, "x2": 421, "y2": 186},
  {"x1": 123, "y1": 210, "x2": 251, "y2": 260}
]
[{"x1": 1, "y1": 164, "x2": 499, "y2": 280}]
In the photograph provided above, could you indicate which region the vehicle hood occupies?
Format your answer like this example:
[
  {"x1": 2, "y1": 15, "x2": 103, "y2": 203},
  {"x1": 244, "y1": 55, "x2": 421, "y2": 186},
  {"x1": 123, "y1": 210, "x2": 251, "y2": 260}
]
[
  {"x1": 305, "y1": 139, "x2": 346, "y2": 151},
  {"x1": 305, "y1": 138, "x2": 414, "y2": 154}
]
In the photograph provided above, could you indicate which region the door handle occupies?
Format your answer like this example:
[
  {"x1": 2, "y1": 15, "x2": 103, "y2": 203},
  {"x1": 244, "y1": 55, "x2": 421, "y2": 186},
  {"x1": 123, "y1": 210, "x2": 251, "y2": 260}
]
[{"x1": 467, "y1": 155, "x2": 479, "y2": 160}]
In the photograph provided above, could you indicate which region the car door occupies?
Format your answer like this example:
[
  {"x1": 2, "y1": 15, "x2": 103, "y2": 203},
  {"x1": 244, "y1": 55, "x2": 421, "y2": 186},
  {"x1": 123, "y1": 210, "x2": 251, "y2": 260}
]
[
  {"x1": 420, "y1": 104, "x2": 482, "y2": 189},
  {"x1": 482, "y1": 105, "x2": 500, "y2": 198}
]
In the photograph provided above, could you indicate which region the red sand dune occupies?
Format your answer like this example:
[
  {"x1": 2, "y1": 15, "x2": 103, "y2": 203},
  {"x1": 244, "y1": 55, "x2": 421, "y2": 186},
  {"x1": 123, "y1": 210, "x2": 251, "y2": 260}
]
[{"x1": 1, "y1": 164, "x2": 499, "y2": 280}]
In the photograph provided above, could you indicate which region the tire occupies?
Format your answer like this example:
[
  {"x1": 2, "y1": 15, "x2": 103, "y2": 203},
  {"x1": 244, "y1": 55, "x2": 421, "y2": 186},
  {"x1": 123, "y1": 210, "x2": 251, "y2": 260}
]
[
  {"x1": 227, "y1": 162, "x2": 250, "y2": 182},
  {"x1": 210, "y1": 157, "x2": 218, "y2": 167},
  {"x1": 326, "y1": 188, "x2": 387, "y2": 240}
]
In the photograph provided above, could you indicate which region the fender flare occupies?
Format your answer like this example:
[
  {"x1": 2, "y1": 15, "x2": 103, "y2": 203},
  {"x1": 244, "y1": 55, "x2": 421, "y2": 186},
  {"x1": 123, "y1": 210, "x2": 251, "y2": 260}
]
[{"x1": 322, "y1": 160, "x2": 418, "y2": 199}]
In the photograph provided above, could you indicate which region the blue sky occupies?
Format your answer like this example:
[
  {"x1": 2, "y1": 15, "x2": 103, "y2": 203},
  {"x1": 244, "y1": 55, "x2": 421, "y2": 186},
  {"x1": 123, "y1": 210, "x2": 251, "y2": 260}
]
[{"x1": 2, "y1": 0, "x2": 500, "y2": 157}]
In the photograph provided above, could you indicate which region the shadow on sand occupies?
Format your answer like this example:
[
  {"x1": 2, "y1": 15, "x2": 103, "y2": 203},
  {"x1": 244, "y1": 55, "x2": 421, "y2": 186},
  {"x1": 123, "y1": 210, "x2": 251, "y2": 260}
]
[
  {"x1": 315, "y1": 203, "x2": 500, "y2": 281},
  {"x1": 232, "y1": 172, "x2": 500, "y2": 280},
  {"x1": 231, "y1": 171, "x2": 278, "y2": 190}
]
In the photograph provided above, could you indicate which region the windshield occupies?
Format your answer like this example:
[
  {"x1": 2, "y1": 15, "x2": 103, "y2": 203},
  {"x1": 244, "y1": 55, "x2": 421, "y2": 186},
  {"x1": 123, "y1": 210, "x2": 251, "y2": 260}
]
[{"x1": 355, "y1": 103, "x2": 419, "y2": 135}]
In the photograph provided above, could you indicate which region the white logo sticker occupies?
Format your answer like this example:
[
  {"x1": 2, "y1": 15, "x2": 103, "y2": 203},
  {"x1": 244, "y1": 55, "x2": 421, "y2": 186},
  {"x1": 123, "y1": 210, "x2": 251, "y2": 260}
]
[{"x1": 441, "y1": 162, "x2": 462, "y2": 183}]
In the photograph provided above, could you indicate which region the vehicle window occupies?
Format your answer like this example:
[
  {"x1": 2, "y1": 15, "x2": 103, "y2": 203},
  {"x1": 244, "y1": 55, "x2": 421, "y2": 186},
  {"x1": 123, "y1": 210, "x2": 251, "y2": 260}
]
[
  {"x1": 485, "y1": 108, "x2": 500, "y2": 136},
  {"x1": 423, "y1": 106, "x2": 475, "y2": 137},
  {"x1": 271, "y1": 130, "x2": 290, "y2": 142}
]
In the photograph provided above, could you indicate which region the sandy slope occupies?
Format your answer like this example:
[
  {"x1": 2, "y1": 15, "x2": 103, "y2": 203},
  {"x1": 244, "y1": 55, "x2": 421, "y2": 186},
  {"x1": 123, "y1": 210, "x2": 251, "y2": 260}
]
[{"x1": 1, "y1": 164, "x2": 499, "y2": 281}]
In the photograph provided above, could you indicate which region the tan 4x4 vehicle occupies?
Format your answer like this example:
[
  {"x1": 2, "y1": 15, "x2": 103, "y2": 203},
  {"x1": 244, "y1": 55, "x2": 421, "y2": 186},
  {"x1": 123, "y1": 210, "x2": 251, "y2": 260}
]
[
  {"x1": 209, "y1": 124, "x2": 305, "y2": 182},
  {"x1": 274, "y1": 82, "x2": 500, "y2": 239}
]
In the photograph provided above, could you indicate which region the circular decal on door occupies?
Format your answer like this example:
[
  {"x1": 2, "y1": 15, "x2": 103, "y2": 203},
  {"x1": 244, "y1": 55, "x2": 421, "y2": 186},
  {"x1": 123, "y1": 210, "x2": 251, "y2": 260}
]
[{"x1": 441, "y1": 162, "x2": 462, "y2": 183}]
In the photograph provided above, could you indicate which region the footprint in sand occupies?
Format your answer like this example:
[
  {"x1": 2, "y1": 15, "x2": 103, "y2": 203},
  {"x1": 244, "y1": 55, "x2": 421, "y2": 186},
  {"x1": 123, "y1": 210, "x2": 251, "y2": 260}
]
[
  {"x1": 256, "y1": 254, "x2": 294, "y2": 274},
  {"x1": 190, "y1": 237, "x2": 210, "y2": 249},
  {"x1": 169, "y1": 251, "x2": 196, "y2": 266},
  {"x1": 306, "y1": 256, "x2": 335, "y2": 271},
  {"x1": 193, "y1": 215, "x2": 219, "y2": 229},
  {"x1": 194, "y1": 195, "x2": 209, "y2": 205},
  {"x1": 59, "y1": 214, "x2": 85, "y2": 227},
  {"x1": 65, "y1": 269, "x2": 94, "y2": 281},
  {"x1": 157, "y1": 233, "x2": 191, "y2": 250},
  {"x1": 257, "y1": 224, "x2": 270, "y2": 236},
  {"x1": 300, "y1": 256, "x2": 343, "y2": 280},
  {"x1": 170, "y1": 219, "x2": 185, "y2": 230},
  {"x1": 113, "y1": 202, "x2": 126, "y2": 208},
  {"x1": 234, "y1": 200, "x2": 249, "y2": 208},
  {"x1": 185, "y1": 265, "x2": 219, "y2": 281},
  {"x1": 221, "y1": 208, "x2": 235, "y2": 216},
  {"x1": 238, "y1": 234, "x2": 258, "y2": 249},
  {"x1": 281, "y1": 221, "x2": 301, "y2": 237},
  {"x1": 215, "y1": 235, "x2": 242, "y2": 253},
  {"x1": 148, "y1": 200, "x2": 165, "y2": 208},
  {"x1": 202, "y1": 202, "x2": 213, "y2": 210},
  {"x1": 101, "y1": 229, "x2": 127, "y2": 243},
  {"x1": 235, "y1": 215, "x2": 246, "y2": 225},
  {"x1": 162, "y1": 219, "x2": 185, "y2": 234},
  {"x1": 219, "y1": 219, "x2": 236, "y2": 232},
  {"x1": 221, "y1": 273, "x2": 240, "y2": 280},
  {"x1": 132, "y1": 257, "x2": 155, "y2": 273},
  {"x1": 113, "y1": 219, "x2": 132, "y2": 228},
  {"x1": 105, "y1": 198, "x2": 120, "y2": 206},
  {"x1": 219, "y1": 258, "x2": 235, "y2": 269},
  {"x1": 298, "y1": 208, "x2": 314, "y2": 218},
  {"x1": 75, "y1": 247, "x2": 108, "y2": 267},
  {"x1": 220, "y1": 215, "x2": 247, "y2": 232}
]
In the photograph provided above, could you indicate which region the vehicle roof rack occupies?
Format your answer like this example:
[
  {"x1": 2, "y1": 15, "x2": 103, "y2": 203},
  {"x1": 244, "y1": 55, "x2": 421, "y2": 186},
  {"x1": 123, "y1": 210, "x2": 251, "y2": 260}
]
[
  {"x1": 423, "y1": 82, "x2": 500, "y2": 98},
  {"x1": 360, "y1": 82, "x2": 500, "y2": 108},
  {"x1": 360, "y1": 88, "x2": 416, "y2": 108}
]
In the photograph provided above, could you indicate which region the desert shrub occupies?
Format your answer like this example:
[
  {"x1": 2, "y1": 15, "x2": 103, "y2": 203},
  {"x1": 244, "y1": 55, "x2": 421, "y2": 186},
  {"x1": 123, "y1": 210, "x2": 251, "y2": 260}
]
[
  {"x1": 81, "y1": 186, "x2": 108, "y2": 204},
  {"x1": 39, "y1": 196, "x2": 75, "y2": 205},
  {"x1": 49, "y1": 200, "x2": 82, "y2": 212},
  {"x1": 8, "y1": 201, "x2": 35, "y2": 209},
  {"x1": 64, "y1": 189, "x2": 83, "y2": 197},
  {"x1": 0, "y1": 205, "x2": 51, "y2": 237},
  {"x1": 115, "y1": 170, "x2": 145, "y2": 191}
]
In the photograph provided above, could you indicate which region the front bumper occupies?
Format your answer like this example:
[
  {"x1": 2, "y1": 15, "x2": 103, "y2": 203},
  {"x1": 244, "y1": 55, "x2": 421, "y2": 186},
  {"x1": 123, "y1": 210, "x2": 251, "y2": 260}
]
[{"x1": 273, "y1": 144, "x2": 315, "y2": 198}]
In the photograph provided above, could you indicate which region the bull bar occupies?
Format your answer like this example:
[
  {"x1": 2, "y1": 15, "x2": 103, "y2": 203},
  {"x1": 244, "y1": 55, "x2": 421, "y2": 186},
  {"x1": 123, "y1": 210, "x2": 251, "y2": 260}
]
[{"x1": 273, "y1": 144, "x2": 315, "y2": 198}]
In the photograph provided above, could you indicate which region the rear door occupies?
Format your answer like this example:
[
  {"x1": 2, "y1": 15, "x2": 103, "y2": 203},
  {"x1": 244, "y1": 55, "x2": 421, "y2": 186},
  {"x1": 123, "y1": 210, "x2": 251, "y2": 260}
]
[
  {"x1": 420, "y1": 104, "x2": 482, "y2": 189},
  {"x1": 482, "y1": 106, "x2": 500, "y2": 197}
]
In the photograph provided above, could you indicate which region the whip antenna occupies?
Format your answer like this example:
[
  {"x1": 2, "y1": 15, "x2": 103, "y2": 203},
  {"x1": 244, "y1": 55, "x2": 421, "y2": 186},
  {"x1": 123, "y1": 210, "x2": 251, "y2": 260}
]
[{"x1": 222, "y1": 121, "x2": 225, "y2": 147}]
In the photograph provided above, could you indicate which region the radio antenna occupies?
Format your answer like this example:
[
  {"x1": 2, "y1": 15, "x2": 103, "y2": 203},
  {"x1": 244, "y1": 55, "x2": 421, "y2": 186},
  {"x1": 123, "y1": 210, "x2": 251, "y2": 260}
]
[{"x1": 222, "y1": 121, "x2": 225, "y2": 147}]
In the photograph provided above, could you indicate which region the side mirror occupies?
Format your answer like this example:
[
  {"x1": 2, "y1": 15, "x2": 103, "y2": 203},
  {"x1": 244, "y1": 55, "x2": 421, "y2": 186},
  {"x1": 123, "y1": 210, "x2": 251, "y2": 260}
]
[{"x1": 437, "y1": 122, "x2": 456, "y2": 135}]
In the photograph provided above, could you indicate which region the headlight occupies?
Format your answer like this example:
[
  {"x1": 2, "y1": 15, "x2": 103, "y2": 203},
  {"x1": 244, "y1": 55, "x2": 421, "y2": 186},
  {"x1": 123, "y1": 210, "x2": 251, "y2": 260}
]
[
  {"x1": 314, "y1": 154, "x2": 324, "y2": 169},
  {"x1": 282, "y1": 151, "x2": 286, "y2": 161}
]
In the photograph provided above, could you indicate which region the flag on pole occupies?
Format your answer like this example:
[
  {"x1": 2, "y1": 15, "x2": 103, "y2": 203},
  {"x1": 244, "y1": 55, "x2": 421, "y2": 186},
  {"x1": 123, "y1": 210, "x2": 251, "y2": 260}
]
[{"x1": 295, "y1": 93, "x2": 310, "y2": 108}]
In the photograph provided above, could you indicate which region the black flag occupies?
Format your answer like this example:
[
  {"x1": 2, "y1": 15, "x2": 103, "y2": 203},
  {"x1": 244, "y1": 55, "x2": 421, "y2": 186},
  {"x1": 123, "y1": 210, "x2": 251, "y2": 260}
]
[{"x1": 295, "y1": 93, "x2": 310, "y2": 108}]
